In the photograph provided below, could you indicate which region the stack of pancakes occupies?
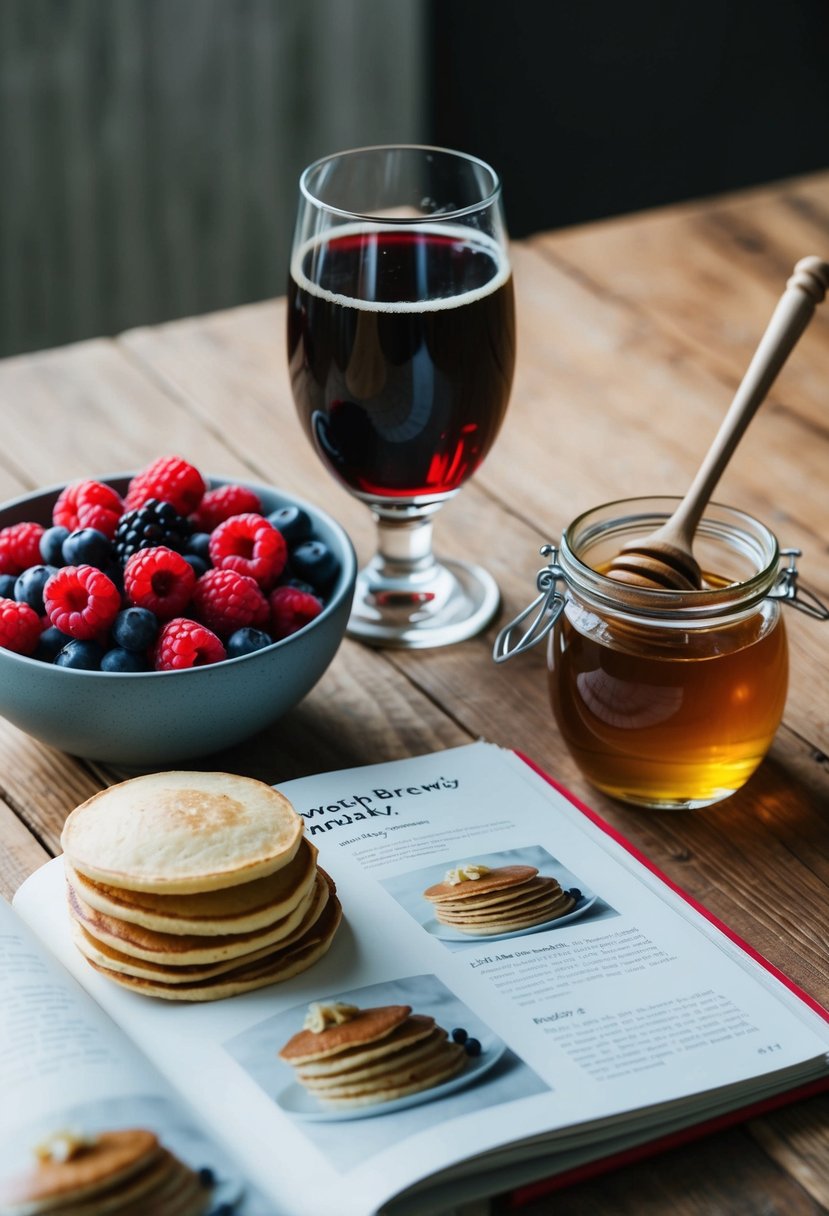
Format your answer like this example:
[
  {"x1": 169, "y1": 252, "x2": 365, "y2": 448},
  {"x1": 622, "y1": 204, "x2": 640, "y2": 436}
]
[
  {"x1": 0, "y1": 1129, "x2": 212, "y2": 1216},
  {"x1": 279, "y1": 1003, "x2": 467, "y2": 1109},
  {"x1": 60, "y1": 771, "x2": 341, "y2": 1001},
  {"x1": 423, "y1": 863, "x2": 576, "y2": 935}
]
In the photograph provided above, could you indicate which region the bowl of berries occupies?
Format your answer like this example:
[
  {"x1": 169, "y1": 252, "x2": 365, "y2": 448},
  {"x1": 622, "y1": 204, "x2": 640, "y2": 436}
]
[{"x1": 0, "y1": 456, "x2": 356, "y2": 765}]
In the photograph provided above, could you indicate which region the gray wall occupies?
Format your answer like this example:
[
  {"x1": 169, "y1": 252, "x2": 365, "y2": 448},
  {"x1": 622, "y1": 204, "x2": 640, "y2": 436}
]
[{"x1": 0, "y1": 0, "x2": 427, "y2": 357}]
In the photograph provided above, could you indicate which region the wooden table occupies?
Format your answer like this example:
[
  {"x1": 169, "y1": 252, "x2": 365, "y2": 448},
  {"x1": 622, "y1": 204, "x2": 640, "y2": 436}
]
[{"x1": 2, "y1": 171, "x2": 828, "y2": 1215}]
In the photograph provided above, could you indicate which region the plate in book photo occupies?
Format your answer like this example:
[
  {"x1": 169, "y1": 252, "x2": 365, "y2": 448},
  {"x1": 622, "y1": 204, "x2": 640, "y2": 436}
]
[
  {"x1": 424, "y1": 893, "x2": 599, "y2": 944},
  {"x1": 275, "y1": 1036, "x2": 508, "y2": 1122}
]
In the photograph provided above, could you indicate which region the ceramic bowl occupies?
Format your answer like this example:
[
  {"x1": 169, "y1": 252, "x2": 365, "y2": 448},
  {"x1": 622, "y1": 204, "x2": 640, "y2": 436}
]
[{"x1": 0, "y1": 475, "x2": 356, "y2": 766}]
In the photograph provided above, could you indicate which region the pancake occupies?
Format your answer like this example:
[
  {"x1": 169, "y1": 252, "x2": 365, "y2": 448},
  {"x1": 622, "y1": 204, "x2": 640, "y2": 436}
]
[
  {"x1": 279, "y1": 1005, "x2": 413, "y2": 1065},
  {"x1": 432, "y1": 874, "x2": 555, "y2": 911},
  {"x1": 293, "y1": 1015, "x2": 438, "y2": 1076},
  {"x1": 435, "y1": 883, "x2": 573, "y2": 923},
  {"x1": 423, "y1": 864, "x2": 538, "y2": 903},
  {"x1": 279, "y1": 1003, "x2": 468, "y2": 1110},
  {"x1": 65, "y1": 871, "x2": 324, "y2": 966},
  {"x1": 64, "y1": 839, "x2": 317, "y2": 936},
  {"x1": 438, "y1": 900, "x2": 575, "y2": 935},
  {"x1": 84, "y1": 878, "x2": 343, "y2": 1001},
  {"x1": 424, "y1": 863, "x2": 576, "y2": 934},
  {"x1": 297, "y1": 1027, "x2": 450, "y2": 1088},
  {"x1": 0, "y1": 1130, "x2": 212, "y2": 1216},
  {"x1": 69, "y1": 874, "x2": 329, "y2": 983},
  {"x1": 305, "y1": 1044, "x2": 466, "y2": 1107},
  {"x1": 36, "y1": 1150, "x2": 206, "y2": 1216},
  {"x1": 60, "y1": 771, "x2": 304, "y2": 894}
]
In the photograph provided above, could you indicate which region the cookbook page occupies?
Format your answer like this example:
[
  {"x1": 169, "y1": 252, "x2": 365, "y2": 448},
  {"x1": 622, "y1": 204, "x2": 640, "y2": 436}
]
[
  {"x1": 0, "y1": 898, "x2": 265, "y2": 1214},
  {"x1": 14, "y1": 743, "x2": 829, "y2": 1216}
]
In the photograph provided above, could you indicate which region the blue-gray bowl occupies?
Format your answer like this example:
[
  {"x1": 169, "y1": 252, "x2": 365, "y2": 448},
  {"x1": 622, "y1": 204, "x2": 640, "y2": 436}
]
[{"x1": 0, "y1": 475, "x2": 356, "y2": 765}]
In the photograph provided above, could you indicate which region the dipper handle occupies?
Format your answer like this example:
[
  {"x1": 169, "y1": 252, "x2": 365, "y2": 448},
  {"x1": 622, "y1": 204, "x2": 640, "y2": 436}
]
[{"x1": 668, "y1": 255, "x2": 829, "y2": 549}]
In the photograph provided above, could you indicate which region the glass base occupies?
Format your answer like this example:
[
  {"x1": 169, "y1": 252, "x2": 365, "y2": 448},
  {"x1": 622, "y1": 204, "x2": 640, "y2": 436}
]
[{"x1": 347, "y1": 557, "x2": 500, "y2": 648}]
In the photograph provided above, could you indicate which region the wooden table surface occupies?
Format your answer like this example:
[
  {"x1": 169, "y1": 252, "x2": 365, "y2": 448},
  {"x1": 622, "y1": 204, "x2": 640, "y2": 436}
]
[{"x1": 1, "y1": 171, "x2": 828, "y2": 1215}]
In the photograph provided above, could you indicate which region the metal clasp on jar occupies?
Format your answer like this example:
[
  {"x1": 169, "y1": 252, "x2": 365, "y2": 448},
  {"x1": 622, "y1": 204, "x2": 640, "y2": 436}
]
[
  {"x1": 493, "y1": 544, "x2": 565, "y2": 662},
  {"x1": 770, "y1": 548, "x2": 829, "y2": 620}
]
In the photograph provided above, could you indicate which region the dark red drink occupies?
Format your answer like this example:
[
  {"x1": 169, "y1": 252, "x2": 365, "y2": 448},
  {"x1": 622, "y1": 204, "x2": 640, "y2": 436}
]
[{"x1": 287, "y1": 228, "x2": 515, "y2": 500}]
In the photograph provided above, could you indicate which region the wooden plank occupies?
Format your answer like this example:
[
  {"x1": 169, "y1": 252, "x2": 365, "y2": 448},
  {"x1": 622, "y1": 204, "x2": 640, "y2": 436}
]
[
  {"x1": 0, "y1": 719, "x2": 106, "y2": 859},
  {"x1": 538, "y1": 172, "x2": 829, "y2": 438},
  {"x1": 504, "y1": 1122, "x2": 824, "y2": 1215},
  {"x1": 749, "y1": 1096, "x2": 829, "y2": 1209},
  {"x1": 0, "y1": 800, "x2": 49, "y2": 903}
]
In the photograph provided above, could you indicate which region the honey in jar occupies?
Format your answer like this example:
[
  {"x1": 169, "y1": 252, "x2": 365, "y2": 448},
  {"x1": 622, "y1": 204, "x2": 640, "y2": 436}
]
[{"x1": 545, "y1": 499, "x2": 789, "y2": 810}]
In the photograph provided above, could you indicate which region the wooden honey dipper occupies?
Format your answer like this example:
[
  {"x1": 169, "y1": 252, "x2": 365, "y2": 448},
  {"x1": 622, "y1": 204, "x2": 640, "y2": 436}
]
[{"x1": 607, "y1": 255, "x2": 829, "y2": 590}]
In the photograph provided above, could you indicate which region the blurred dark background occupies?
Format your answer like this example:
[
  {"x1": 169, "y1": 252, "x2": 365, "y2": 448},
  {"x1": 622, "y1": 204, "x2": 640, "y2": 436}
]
[{"x1": 2, "y1": 0, "x2": 828, "y2": 358}]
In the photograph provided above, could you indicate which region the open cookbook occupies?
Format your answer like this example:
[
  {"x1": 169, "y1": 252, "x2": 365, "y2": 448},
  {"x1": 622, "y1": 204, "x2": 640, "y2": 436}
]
[{"x1": 4, "y1": 742, "x2": 829, "y2": 1216}]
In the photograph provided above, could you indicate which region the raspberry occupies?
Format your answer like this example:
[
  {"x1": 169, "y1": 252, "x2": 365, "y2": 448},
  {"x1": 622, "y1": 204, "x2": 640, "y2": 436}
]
[
  {"x1": 0, "y1": 522, "x2": 45, "y2": 576},
  {"x1": 53, "y1": 480, "x2": 123, "y2": 539},
  {"x1": 124, "y1": 547, "x2": 196, "y2": 620},
  {"x1": 269, "y1": 585, "x2": 323, "y2": 639},
  {"x1": 0, "y1": 597, "x2": 42, "y2": 655},
  {"x1": 191, "y1": 484, "x2": 262, "y2": 532},
  {"x1": 191, "y1": 568, "x2": 269, "y2": 639},
  {"x1": 153, "y1": 618, "x2": 226, "y2": 670},
  {"x1": 208, "y1": 513, "x2": 287, "y2": 589},
  {"x1": 124, "y1": 457, "x2": 206, "y2": 516},
  {"x1": 43, "y1": 565, "x2": 121, "y2": 640},
  {"x1": 114, "y1": 499, "x2": 192, "y2": 564}
]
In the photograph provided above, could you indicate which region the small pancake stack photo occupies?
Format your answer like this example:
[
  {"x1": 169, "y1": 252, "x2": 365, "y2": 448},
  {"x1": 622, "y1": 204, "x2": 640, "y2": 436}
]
[
  {"x1": 279, "y1": 1002, "x2": 468, "y2": 1109},
  {"x1": 0, "y1": 1128, "x2": 214, "y2": 1216},
  {"x1": 423, "y1": 862, "x2": 577, "y2": 936},
  {"x1": 60, "y1": 771, "x2": 341, "y2": 1001}
]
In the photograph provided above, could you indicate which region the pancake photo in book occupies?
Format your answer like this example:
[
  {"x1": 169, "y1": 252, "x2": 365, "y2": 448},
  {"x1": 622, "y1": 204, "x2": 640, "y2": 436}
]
[
  {"x1": 224, "y1": 973, "x2": 549, "y2": 1172},
  {"x1": 0, "y1": 1095, "x2": 248, "y2": 1216},
  {"x1": 381, "y1": 844, "x2": 616, "y2": 951}
]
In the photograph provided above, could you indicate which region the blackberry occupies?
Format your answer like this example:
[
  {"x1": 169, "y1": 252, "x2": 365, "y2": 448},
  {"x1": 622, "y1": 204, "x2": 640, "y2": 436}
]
[{"x1": 114, "y1": 498, "x2": 191, "y2": 565}]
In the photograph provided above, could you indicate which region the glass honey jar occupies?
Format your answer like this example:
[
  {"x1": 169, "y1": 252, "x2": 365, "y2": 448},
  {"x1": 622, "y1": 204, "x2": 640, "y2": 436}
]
[{"x1": 495, "y1": 497, "x2": 827, "y2": 811}]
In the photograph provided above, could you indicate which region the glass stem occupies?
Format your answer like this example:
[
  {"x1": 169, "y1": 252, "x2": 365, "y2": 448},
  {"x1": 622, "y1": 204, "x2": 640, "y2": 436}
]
[{"x1": 369, "y1": 503, "x2": 443, "y2": 583}]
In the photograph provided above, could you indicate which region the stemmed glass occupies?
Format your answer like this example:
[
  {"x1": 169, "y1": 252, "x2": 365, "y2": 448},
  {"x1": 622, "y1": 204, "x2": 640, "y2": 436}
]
[{"x1": 286, "y1": 145, "x2": 515, "y2": 647}]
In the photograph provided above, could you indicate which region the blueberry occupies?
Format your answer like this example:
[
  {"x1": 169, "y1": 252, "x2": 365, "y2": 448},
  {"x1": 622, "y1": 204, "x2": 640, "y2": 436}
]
[
  {"x1": 185, "y1": 531, "x2": 212, "y2": 562},
  {"x1": 0, "y1": 574, "x2": 17, "y2": 599},
  {"x1": 568, "y1": 888, "x2": 582, "y2": 903},
  {"x1": 277, "y1": 575, "x2": 317, "y2": 597},
  {"x1": 101, "y1": 647, "x2": 152, "y2": 672},
  {"x1": 112, "y1": 607, "x2": 159, "y2": 652},
  {"x1": 62, "y1": 527, "x2": 112, "y2": 569},
  {"x1": 451, "y1": 1027, "x2": 468, "y2": 1044},
  {"x1": 184, "y1": 554, "x2": 209, "y2": 579},
  {"x1": 268, "y1": 505, "x2": 312, "y2": 546},
  {"x1": 40, "y1": 525, "x2": 70, "y2": 566},
  {"x1": 14, "y1": 565, "x2": 57, "y2": 615},
  {"x1": 290, "y1": 539, "x2": 339, "y2": 592},
  {"x1": 54, "y1": 640, "x2": 105, "y2": 670},
  {"x1": 226, "y1": 627, "x2": 273, "y2": 658},
  {"x1": 35, "y1": 625, "x2": 73, "y2": 662},
  {"x1": 198, "y1": 1166, "x2": 216, "y2": 1188},
  {"x1": 464, "y1": 1037, "x2": 482, "y2": 1057}
]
